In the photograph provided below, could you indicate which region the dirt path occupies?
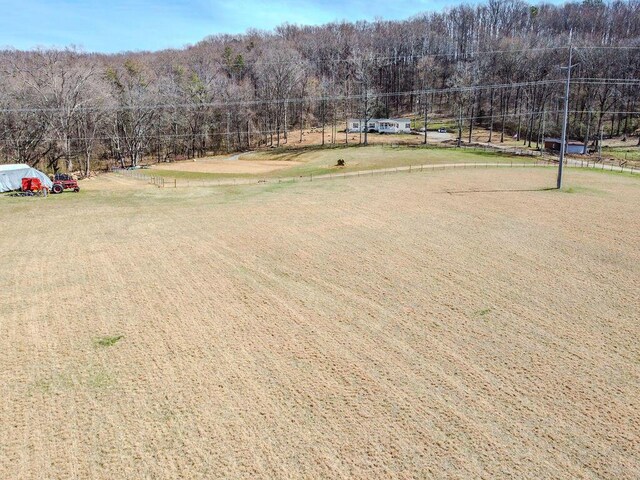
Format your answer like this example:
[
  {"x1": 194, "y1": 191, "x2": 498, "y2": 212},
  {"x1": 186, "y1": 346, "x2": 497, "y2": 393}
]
[{"x1": 149, "y1": 152, "x2": 301, "y2": 175}]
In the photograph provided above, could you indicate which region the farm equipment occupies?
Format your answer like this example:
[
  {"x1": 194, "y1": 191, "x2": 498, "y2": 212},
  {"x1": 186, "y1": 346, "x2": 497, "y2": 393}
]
[
  {"x1": 9, "y1": 177, "x2": 48, "y2": 197},
  {"x1": 22, "y1": 177, "x2": 43, "y2": 192},
  {"x1": 51, "y1": 173, "x2": 80, "y2": 194}
]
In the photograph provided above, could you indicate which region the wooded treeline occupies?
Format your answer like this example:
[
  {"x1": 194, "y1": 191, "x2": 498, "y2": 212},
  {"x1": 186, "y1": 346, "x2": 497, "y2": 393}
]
[{"x1": 1, "y1": 0, "x2": 639, "y2": 173}]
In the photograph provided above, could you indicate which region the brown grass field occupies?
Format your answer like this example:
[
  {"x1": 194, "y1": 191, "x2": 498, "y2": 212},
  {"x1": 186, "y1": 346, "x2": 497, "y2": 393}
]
[
  {"x1": 151, "y1": 156, "x2": 303, "y2": 175},
  {"x1": 1, "y1": 166, "x2": 639, "y2": 478}
]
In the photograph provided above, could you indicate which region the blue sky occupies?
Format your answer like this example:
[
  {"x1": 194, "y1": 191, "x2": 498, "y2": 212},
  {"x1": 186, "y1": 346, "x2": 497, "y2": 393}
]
[{"x1": 0, "y1": 0, "x2": 463, "y2": 53}]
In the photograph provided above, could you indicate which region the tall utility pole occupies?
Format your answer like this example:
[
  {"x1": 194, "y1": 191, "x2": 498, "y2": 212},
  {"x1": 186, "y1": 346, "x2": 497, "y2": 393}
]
[{"x1": 558, "y1": 30, "x2": 575, "y2": 189}]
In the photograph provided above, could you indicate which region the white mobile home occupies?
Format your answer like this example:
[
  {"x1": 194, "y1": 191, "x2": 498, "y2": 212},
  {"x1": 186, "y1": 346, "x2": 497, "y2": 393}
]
[{"x1": 347, "y1": 118, "x2": 411, "y2": 134}]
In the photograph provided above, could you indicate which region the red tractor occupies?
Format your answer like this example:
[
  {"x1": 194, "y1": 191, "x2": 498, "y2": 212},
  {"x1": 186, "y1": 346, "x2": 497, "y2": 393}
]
[{"x1": 51, "y1": 173, "x2": 80, "y2": 194}]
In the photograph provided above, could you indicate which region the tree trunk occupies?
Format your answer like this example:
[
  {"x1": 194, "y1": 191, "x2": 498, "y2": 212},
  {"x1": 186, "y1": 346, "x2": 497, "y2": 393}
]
[
  {"x1": 468, "y1": 103, "x2": 474, "y2": 144},
  {"x1": 423, "y1": 97, "x2": 428, "y2": 145},
  {"x1": 457, "y1": 105, "x2": 462, "y2": 147},
  {"x1": 283, "y1": 100, "x2": 288, "y2": 145},
  {"x1": 488, "y1": 88, "x2": 494, "y2": 143},
  {"x1": 583, "y1": 110, "x2": 591, "y2": 154}
]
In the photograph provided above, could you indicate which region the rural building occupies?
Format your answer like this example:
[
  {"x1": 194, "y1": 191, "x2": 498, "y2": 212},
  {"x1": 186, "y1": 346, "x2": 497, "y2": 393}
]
[
  {"x1": 0, "y1": 164, "x2": 53, "y2": 192},
  {"x1": 544, "y1": 138, "x2": 586, "y2": 155},
  {"x1": 347, "y1": 118, "x2": 412, "y2": 134}
]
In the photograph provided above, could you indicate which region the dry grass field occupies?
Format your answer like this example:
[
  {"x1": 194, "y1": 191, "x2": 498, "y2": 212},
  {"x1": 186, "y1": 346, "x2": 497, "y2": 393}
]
[
  {"x1": 151, "y1": 156, "x2": 303, "y2": 175},
  {"x1": 1, "y1": 166, "x2": 639, "y2": 479},
  {"x1": 149, "y1": 145, "x2": 535, "y2": 181}
]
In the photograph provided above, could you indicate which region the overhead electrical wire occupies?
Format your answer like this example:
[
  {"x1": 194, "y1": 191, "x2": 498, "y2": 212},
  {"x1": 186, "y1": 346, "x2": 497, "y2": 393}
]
[
  {"x1": 5, "y1": 109, "x2": 640, "y2": 144},
  {"x1": 4, "y1": 77, "x2": 640, "y2": 114}
]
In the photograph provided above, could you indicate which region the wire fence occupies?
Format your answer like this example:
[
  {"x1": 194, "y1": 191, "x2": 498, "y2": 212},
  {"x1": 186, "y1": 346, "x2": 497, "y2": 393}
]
[{"x1": 112, "y1": 156, "x2": 637, "y2": 189}]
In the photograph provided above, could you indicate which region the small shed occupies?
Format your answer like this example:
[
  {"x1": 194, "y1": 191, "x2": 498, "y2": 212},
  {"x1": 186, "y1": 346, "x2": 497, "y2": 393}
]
[
  {"x1": 544, "y1": 138, "x2": 586, "y2": 155},
  {"x1": 0, "y1": 164, "x2": 53, "y2": 192}
]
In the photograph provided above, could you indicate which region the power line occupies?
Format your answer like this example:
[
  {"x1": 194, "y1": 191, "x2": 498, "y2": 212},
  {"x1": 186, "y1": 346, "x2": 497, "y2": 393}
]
[
  {"x1": 1, "y1": 76, "x2": 639, "y2": 114},
  {"x1": 4, "y1": 108, "x2": 640, "y2": 144},
  {"x1": 0, "y1": 79, "x2": 583, "y2": 113}
]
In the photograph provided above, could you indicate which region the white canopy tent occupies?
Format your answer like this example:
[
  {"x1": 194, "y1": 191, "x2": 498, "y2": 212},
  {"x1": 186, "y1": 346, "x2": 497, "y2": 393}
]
[{"x1": 0, "y1": 164, "x2": 53, "y2": 192}]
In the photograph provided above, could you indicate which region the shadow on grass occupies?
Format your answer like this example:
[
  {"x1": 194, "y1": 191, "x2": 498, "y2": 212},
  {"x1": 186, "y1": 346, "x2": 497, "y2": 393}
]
[{"x1": 442, "y1": 187, "x2": 557, "y2": 195}]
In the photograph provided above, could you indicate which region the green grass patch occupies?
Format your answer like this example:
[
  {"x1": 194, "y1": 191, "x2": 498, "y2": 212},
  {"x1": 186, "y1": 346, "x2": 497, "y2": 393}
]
[
  {"x1": 410, "y1": 118, "x2": 456, "y2": 131},
  {"x1": 602, "y1": 146, "x2": 640, "y2": 163},
  {"x1": 558, "y1": 184, "x2": 607, "y2": 195},
  {"x1": 475, "y1": 308, "x2": 492, "y2": 316},
  {"x1": 140, "y1": 145, "x2": 538, "y2": 183},
  {"x1": 87, "y1": 371, "x2": 114, "y2": 389},
  {"x1": 532, "y1": 164, "x2": 640, "y2": 181},
  {"x1": 94, "y1": 335, "x2": 124, "y2": 347},
  {"x1": 242, "y1": 145, "x2": 535, "y2": 178},
  {"x1": 29, "y1": 367, "x2": 115, "y2": 395}
]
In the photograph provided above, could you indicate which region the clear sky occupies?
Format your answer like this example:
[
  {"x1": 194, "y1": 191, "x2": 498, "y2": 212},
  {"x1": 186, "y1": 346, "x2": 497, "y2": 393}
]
[{"x1": 0, "y1": 0, "x2": 471, "y2": 53}]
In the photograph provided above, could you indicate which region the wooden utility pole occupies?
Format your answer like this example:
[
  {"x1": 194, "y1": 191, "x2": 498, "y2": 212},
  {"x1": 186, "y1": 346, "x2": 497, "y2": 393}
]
[{"x1": 558, "y1": 30, "x2": 575, "y2": 189}]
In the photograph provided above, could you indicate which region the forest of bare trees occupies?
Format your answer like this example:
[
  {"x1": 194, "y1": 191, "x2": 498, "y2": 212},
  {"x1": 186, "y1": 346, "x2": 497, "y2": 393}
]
[{"x1": 1, "y1": 0, "x2": 639, "y2": 173}]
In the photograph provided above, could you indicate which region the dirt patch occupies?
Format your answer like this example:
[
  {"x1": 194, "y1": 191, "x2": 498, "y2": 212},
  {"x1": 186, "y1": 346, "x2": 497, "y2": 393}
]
[
  {"x1": 276, "y1": 127, "x2": 452, "y2": 148},
  {"x1": 151, "y1": 155, "x2": 302, "y2": 174}
]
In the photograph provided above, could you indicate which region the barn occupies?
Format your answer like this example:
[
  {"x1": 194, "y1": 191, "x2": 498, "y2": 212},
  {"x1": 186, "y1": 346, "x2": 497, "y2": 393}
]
[
  {"x1": 0, "y1": 164, "x2": 53, "y2": 192},
  {"x1": 544, "y1": 138, "x2": 586, "y2": 155}
]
